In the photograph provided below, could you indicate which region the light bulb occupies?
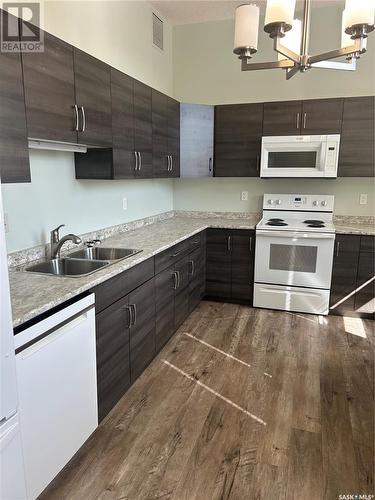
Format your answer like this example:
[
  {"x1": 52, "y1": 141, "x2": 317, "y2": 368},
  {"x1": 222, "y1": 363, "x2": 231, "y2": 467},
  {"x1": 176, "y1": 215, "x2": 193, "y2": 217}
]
[
  {"x1": 344, "y1": 0, "x2": 375, "y2": 28},
  {"x1": 234, "y1": 3, "x2": 260, "y2": 55},
  {"x1": 265, "y1": 0, "x2": 296, "y2": 27}
]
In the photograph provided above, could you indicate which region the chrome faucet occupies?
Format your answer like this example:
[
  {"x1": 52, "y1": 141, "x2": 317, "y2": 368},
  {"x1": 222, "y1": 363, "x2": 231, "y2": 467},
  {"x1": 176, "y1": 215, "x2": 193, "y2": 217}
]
[{"x1": 50, "y1": 224, "x2": 82, "y2": 259}]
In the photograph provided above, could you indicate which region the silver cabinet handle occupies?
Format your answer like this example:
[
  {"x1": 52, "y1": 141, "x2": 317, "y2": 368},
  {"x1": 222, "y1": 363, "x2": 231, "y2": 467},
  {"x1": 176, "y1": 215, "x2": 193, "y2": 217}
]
[
  {"x1": 296, "y1": 112, "x2": 300, "y2": 129},
  {"x1": 73, "y1": 105, "x2": 79, "y2": 132},
  {"x1": 166, "y1": 155, "x2": 170, "y2": 172},
  {"x1": 208, "y1": 157, "x2": 212, "y2": 172},
  {"x1": 303, "y1": 112, "x2": 307, "y2": 129},
  {"x1": 172, "y1": 271, "x2": 178, "y2": 290},
  {"x1": 131, "y1": 304, "x2": 137, "y2": 326},
  {"x1": 134, "y1": 151, "x2": 138, "y2": 171},
  {"x1": 176, "y1": 270, "x2": 180, "y2": 288},
  {"x1": 78, "y1": 106, "x2": 86, "y2": 133},
  {"x1": 139, "y1": 152, "x2": 142, "y2": 171},
  {"x1": 124, "y1": 305, "x2": 132, "y2": 328},
  {"x1": 249, "y1": 236, "x2": 253, "y2": 252},
  {"x1": 336, "y1": 240, "x2": 340, "y2": 257},
  {"x1": 256, "y1": 154, "x2": 260, "y2": 174},
  {"x1": 227, "y1": 235, "x2": 231, "y2": 252},
  {"x1": 188, "y1": 260, "x2": 195, "y2": 277}
]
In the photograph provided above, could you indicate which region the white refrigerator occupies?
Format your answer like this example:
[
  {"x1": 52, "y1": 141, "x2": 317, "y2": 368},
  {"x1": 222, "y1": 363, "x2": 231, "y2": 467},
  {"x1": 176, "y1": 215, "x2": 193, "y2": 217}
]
[{"x1": 0, "y1": 184, "x2": 27, "y2": 500}]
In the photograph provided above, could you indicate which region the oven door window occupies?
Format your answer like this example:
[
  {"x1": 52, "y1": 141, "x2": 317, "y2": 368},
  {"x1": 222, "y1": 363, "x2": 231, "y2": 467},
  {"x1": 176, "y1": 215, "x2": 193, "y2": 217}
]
[
  {"x1": 268, "y1": 151, "x2": 317, "y2": 169},
  {"x1": 269, "y1": 243, "x2": 318, "y2": 273}
]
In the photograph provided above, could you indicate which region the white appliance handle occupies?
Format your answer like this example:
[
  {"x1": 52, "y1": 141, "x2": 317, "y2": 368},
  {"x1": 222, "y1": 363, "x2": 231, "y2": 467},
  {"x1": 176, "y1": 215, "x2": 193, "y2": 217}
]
[{"x1": 256, "y1": 229, "x2": 335, "y2": 240}]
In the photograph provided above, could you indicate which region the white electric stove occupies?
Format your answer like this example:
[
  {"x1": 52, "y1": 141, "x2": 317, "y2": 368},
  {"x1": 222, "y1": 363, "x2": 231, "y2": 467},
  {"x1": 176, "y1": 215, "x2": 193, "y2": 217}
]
[{"x1": 254, "y1": 194, "x2": 336, "y2": 315}]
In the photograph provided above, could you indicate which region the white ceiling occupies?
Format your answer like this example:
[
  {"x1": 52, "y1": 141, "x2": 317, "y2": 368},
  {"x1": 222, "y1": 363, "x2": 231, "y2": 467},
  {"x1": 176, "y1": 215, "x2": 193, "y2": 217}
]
[{"x1": 151, "y1": 0, "x2": 344, "y2": 25}]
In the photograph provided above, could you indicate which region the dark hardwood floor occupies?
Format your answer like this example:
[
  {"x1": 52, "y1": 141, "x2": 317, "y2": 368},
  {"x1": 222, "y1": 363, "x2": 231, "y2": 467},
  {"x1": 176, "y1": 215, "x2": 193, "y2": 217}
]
[{"x1": 40, "y1": 302, "x2": 374, "y2": 500}]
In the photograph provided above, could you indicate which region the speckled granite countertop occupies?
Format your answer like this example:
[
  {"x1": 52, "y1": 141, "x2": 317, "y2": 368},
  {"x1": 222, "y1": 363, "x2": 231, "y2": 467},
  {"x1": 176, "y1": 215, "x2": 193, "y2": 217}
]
[
  {"x1": 334, "y1": 220, "x2": 375, "y2": 236},
  {"x1": 9, "y1": 214, "x2": 259, "y2": 328}
]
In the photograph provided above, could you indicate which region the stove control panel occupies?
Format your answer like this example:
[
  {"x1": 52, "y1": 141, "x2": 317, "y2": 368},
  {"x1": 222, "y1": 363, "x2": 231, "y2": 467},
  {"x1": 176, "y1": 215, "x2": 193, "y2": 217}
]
[{"x1": 263, "y1": 194, "x2": 334, "y2": 212}]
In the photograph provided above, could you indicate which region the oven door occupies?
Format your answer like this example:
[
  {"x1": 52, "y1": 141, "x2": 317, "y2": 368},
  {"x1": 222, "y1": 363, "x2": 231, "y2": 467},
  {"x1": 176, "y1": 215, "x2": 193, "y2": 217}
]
[{"x1": 255, "y1": 230, "x2": 335, "y2": 289}]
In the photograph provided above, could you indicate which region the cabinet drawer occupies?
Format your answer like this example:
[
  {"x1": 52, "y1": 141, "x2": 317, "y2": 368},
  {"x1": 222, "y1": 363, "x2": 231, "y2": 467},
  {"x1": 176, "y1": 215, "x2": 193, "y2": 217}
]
[
  {"x1": 93, "y1": 258, "x2": 154, "y2": 313},
  {"x1": 360, "y1": 235, "x2": 375, "y2": 253},
  {"x1": 188, "y1": 231, "x2": 204, "y2": 251},
  {"x1": 155, "y1": 239, "x2": 191, "y2": 274}
]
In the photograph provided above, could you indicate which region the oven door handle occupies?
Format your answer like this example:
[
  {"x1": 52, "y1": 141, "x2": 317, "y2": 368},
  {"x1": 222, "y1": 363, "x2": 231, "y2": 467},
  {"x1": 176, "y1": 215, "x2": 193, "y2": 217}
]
[{"x1": 256, "y1": 229, "x2": 335, "y2": 240}]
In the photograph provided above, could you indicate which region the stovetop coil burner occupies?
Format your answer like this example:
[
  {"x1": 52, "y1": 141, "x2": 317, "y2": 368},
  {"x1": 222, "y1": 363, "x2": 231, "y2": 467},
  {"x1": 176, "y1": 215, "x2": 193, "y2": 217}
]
[
  {"x1": 268, "y1": 218, "x2": 285, "y2": 222},
  {"x1": 266, "y1": 221, "x2": 288, "y2": 226},
  {"x1": 307, "y1": 224, "x2": 326, "y2": 228},
  {"x1": 304, "y1": 220, "x2": 324, "y2": 224}
]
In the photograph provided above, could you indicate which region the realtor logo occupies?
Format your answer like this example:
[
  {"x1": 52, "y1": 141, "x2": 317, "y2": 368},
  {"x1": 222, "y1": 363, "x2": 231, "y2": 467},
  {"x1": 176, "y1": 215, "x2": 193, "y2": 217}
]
[{"x1": 1, "y1": 2, "x2": 44, "y2": 52}]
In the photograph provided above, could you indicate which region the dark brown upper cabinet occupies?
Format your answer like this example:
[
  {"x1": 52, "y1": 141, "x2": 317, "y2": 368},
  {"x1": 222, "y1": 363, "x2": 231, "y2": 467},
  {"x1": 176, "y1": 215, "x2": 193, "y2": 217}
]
[
  {"x1": 152, "y1": 90, "x2": 180, "y2": 178},
  {"x1": 263, "y1": 100, "x2": 302, "y2": 136},
  {"x1": 301, "y1": 98, "x2": 343, "y2": 135},
  {"x1": 0, "y1": 11, "x2": 30, "y2": 183},
  {"x1": 73, "y1": 49, "x2": 112, "y2": 147},
  {"x1": 22, "y1": 31, "x2": 76, "y2": 144},
  {"x1": 133, "y1": 80, "x2": 153, "y2": 178},
  {"x1": 263, "y1": 98, "x2": 343, "y2": 136},
  {"x1": 214, "y1": 103, "x2": 263, "y2": 177},
  {"x1": 338, "y1": 96, "x2": 375, "y2": 177}
]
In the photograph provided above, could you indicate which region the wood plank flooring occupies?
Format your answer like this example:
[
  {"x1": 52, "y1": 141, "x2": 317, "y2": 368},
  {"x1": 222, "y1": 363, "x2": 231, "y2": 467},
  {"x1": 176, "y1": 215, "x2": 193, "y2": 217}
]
[{"x1": 40, "y1": 302, "x2": 374, "y2": 500}]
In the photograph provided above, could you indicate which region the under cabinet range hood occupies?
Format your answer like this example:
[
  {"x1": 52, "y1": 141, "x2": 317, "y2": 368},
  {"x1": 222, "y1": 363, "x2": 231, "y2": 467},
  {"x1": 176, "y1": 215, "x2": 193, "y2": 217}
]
[
  {"x1": 260, "y1": 134, "x2": 340, "y2": 178},
  {"x1": 28, "y1": 139, "x2": 88, "y2": 154}
]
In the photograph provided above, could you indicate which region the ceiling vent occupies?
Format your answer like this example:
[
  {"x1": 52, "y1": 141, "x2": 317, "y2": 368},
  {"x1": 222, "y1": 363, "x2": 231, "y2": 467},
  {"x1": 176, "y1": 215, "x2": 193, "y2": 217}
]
[{"x1": 152, "y1": 13, "x2": 163, "y2": 50}]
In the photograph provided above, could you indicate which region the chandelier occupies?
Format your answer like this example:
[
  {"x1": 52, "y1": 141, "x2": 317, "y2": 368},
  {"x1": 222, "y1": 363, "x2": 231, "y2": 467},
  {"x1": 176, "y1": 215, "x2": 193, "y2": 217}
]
[{"x1": 233, "y1": 0, "x2": 375, "y2": 79}]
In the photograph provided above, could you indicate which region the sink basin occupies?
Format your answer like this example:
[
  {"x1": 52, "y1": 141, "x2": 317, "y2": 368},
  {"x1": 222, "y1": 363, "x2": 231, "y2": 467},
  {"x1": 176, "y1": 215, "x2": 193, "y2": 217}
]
[
  {"x1": 26, "y1": 258, "x2": 110, "y2": 277},
  {"x1": 68, "y1": 247, "x2": 142, "y2": 261}
]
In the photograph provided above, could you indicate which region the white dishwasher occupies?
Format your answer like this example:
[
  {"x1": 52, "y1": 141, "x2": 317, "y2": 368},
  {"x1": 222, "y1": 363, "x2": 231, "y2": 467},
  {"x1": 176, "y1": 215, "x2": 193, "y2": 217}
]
[{"x1": 14, "y1": 294, "x2": 98, "y2": 500}]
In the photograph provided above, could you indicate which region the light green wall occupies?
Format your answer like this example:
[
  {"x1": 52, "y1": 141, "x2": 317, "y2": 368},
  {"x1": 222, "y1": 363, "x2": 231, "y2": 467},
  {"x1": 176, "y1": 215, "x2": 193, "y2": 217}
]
[
  {"x1": 173, "y1": 178, "x2": 375, "y2": 216},
  {"x1": 3, "y1": 151, "x2": 173, "y2": 252},
  {"x1": 2, "y1": 0, "x2": 175, "y2": 253},
  {"x1": 172, "y1": 7, "x2": 375, "y2": 216}
]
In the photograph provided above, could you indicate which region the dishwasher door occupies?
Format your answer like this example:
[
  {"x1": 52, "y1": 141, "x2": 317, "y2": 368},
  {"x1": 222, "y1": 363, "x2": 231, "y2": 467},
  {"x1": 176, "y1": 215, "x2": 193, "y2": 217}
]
[{"x1": 15, "y1": 294, "x2": 98, "y2": 500}]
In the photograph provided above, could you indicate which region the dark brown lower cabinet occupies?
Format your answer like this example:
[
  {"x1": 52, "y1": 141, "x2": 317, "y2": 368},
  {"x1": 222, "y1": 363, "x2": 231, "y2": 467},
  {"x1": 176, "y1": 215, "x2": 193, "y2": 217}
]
[
  {"x1": 174, "y1": 256, "x2": 190, "y2": 329},
  {"x1": 206, "y1": 229, "x2": 255, "y2": 303},
  {"x1": 128, "y1": 279, "x2": 156, "y2": 381},
  {"x1": 155, "y1": 267, "x2": 175, "y2": 351},
  {"x1": 188, "y1": 243, "x2": 206, "y2": 314},
  {"x1": 96, "y1": 295, "x2": 131, "y2": 422},
  {"x1": 330, "y1": 234, "x2": 374, "y2": 319}
]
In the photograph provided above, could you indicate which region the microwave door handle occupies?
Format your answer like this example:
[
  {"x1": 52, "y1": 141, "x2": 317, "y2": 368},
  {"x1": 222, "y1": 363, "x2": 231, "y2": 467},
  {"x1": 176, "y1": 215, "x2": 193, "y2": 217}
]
[{"x1": 256, "y1": 230, "x2": 335, "y2": 240}]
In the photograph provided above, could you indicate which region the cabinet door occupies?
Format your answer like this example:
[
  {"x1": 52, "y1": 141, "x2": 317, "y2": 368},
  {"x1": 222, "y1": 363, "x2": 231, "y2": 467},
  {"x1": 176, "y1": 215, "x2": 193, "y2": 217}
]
[
  {"x1": 128, "y1": 279, "x2": 156, "y2": 382},
  {"x1": 188, "y1": 245, "x2": 206, "y2": 313},
  {"x1": 74, "y1": 49, "x2": 112, "y2": 147},
  {"x1": 214, "y1": 103, "x2": 263, "y2": 177},
  {"x1": 231, "y1": 230, "x2": 255, "y2": 303},
  {"x1": 301, "y1": 98, "x2": 343, "y2": 135},
  {"x1": 354, "y1": 236, "x2": 375, "y2": 317},
  {"x1": 22, "y1": 31, "x2": 76, "y2": 144},
  {"x1": 0, "y1": 11, "x2": 30, "y2": 183},
  {"x1": 263, "y1": 100, "x2": 302, "y2": 136},
  {"x1": 206, "y1": 229, "x2": 231, "y2": 299},
  {"x1": 96, "y1": 295, "x2": 131, "y2": 422},
  {"x1": 111, "y1": 69, "x2": 136, "y2": 178},
  {"x1": 338, "y1": 97, "x2": 375, "y2": 177},
  {"x1": 329, "y1": 235, "x2": 360, "y2": 316},
  {"x1": 180, "y1": 104, "x2": 214, "y2": 177},
  {"x1": 133, "y1": 80, "x2": 153, "y2": 178},
  {"x1": 155, "y1": 267, "x2": 175, "y2": 351},
  {"x1": 174, "y1": 256, "x2": 190, "y2": 329},
  {"x1": 168, "y1": 97, "x2": 180, "y2": 178},
  {"x1": 152, "y1": 90, "x2": 169, "y2": 178}
]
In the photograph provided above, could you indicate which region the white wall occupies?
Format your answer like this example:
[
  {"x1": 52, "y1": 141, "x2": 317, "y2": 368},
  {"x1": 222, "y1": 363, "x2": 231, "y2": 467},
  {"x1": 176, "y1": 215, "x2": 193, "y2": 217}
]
[
  {"x1": 2, "y1": 0, "x2": 175, "y2": 253},
  {"x1": 172, "y1": 6, "x2": 375, "y2": 216}
]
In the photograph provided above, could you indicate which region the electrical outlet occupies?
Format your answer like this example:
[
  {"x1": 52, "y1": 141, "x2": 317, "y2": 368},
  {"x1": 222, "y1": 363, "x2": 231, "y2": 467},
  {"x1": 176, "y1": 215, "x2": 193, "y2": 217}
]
[
  {"x1": 359, "y1": 194, "x2": 368, "y2": 205},
  {"x1": 241, "y1": 191, "x2": 248, "y2": 201},
  {"x1": 3, "y1": 213, "x2": 9, "y2": 233},
  {"x1": 122, "y1": 198, "x2": 127, "y2": 210}
]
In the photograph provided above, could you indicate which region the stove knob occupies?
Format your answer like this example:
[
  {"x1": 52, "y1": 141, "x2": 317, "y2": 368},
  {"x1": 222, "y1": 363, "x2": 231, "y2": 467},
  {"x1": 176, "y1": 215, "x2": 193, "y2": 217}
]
[
  {"x1": 321, "y1": 200, "x2": 328, "y2": 207},
  {"x1": 268, "y1": 199, "x2": 274, "y2": 205},
  {"x1": 275, "y1": 199, "x2": 282, "y2": 205},
  {"x1": 312, "y1": 200, "x2": 319, "y2": 206}
]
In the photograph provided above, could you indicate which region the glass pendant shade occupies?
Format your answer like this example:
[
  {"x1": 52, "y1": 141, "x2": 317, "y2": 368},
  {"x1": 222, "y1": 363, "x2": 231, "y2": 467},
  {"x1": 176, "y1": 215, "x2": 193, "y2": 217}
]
[
  {"x1": 234, "y1": 3, "x2": 260, "y2": 54},
  {"x1": 341, "y1": 10, "x2": 353, "y2": 47},
  {"x1": 344, "y1": 0, "x2": 375, "y2": 28},
  {"x1": 265, "y1": 0, "x2": 296, "y2": 27},
  {"x1": 277, "y1": 18, "x2": 302, "y2": 60}
]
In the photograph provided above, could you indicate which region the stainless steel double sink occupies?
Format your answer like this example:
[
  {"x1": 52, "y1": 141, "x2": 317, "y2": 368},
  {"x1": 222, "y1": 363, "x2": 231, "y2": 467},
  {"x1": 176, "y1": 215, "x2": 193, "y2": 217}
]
[{"x1": 25, "y1": 247, "x2": 142, "y2": 277}]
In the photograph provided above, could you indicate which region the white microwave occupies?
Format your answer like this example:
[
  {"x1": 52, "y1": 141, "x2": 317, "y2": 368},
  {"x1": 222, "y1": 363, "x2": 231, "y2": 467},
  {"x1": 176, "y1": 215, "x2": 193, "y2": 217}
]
[{"x1": 260, "y1": 134, "x2": 340, "y2": 178}]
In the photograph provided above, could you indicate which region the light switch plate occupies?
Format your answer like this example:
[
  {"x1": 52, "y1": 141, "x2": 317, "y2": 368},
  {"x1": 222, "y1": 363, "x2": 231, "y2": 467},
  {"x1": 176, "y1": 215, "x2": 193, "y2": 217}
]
[
  {"x1": 359, "y1": 194, "x2": 368, "y2": 205},
  {"x1": 241, "y1": 191, "x2": 248, "y2": 201},
  {"x1": 122, "y1": 198, "x2": 127, "y2": 210}
]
